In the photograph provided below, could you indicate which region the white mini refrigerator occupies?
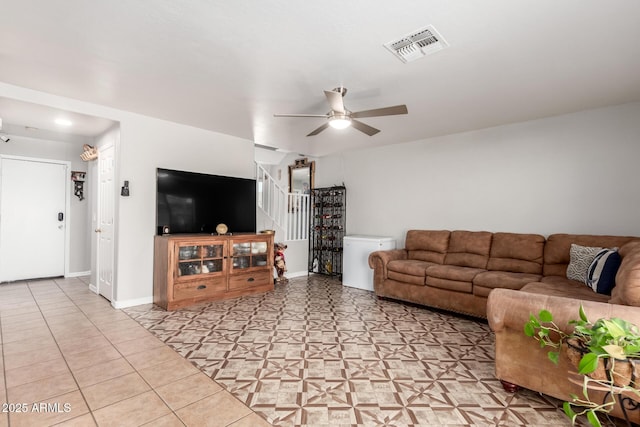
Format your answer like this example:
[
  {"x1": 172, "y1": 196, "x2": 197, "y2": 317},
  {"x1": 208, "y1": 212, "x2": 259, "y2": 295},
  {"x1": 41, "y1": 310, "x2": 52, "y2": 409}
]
[{"x1": 343, "y1": 235, "x2": 396, "y2": 291}]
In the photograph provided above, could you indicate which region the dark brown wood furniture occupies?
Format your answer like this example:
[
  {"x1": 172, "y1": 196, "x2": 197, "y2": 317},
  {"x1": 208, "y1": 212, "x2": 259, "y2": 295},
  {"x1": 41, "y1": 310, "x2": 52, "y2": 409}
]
[{"x1": 154, "y1": 233, "x2": 274, "y2": 310}]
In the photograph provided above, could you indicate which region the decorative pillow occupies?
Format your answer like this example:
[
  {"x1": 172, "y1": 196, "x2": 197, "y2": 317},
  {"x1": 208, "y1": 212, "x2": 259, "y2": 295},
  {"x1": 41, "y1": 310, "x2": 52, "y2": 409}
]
[
  {"x1": 587, "y1": 249, "x2": 621, "y2": 295},
  {"x1": 566, "y1": 244, "x2": 603, "y2": 283}
]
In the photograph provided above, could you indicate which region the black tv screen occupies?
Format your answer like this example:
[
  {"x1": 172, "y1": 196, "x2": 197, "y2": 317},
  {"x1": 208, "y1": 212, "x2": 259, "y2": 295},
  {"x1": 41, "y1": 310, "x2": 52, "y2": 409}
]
[{"x1": 156, "y1": 168, "x2": 256, "y2": 235}]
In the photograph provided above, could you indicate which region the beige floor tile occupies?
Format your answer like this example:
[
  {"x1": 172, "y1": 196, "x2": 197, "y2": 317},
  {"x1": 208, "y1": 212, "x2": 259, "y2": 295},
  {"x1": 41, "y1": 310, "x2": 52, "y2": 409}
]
[
  {"x1": 34, "y1": 298, "x2": 75, "y2": 307},
  {"x1": 50, "y1": 324, "x2": 102, "y2": 341},
  {"x1": 228, "y1": 412, "x2": 272, "y2": 427},
  {"x1": 140, "y1": 413, "x2": 185, "y2": 427},
  {"x1": 3, "y1": 344, "x2": 61, "y2": 370},
  {"x1": 137, "y1": 357, "x2": 199, "y2": 388},
  {"x1": 45, "y1": 313, "x2": 93, "y2": 326},
  {"x1": 5, "y1": 357, "x2": 70, "y2": 388},
  {"x1": 0, "y1": 413, "x2": 7, "y2": 427},
  {"x1": 0, "y1": 325, "x2": 52, "y2": 344},
  {"x1": 175, "y1": 391, "x2": 252, "y2": 427},
  {"x1": 64, "y1": 345, "x2": 121, "y2": 372},
  {"x1": 71, "y1": 357, "x2": 135, "y2": 388},
  {"x1": 112, "y1": 334, "x2": 165, "y2": 356},
  {"x1": 101, "y1": 324, "x2": 155, "y2": 343},
  {"x1": 85, "y1": 310, "x2": 132, "y2": 324},
  {"x1": 3, "y1": 336, "x2": 57, "y2": 355},
  {"x1": 95, "y1": 317, "x2": 141, "y2": 332},
  {"x1": 56, "y1": 334, "x2": 113, "y2": 356},
  {"x1": 82, "y1": 372, "x2": 150, "y2": 410},
  {"x1": 7, "y1": 371, "x2": 78, "y2": 403},
  {"x1": 8, "y1": 390, "x2": 88, "y2": 427},
  {"x1": 53, "y1": 413, "x2": 97, "y2": 426},
  {"x1": 0, "y1": 308, "x2": 43, "y2": 320},
  {"x1": 124, "y1": 345, "x2": 184, "y2": 371},
  {"x1": 91, "y1": 390, "x2": 171, "y2": 427},
  {"x1": 0, "y1": 301, "x2": 40, "y2": 321},
  {"x1": 1, "y1": 317, "x2": 48, "y2": 332},
  {"x1": 40, "y1": 305, "x2": 81, "y2": 318},
  {"x1": 155, "y1": 372, "x2": 222, "y2": 410}
]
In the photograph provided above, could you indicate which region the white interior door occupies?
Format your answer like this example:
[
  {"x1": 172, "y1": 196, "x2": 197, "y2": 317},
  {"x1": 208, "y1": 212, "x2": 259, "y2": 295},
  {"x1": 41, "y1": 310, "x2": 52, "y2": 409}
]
[
  {"x1": 0, "y1": 157, "x2": 67, "y2": 282},
  {"x1": 97, "y1": 145, "x2": 115, "y2": 301}
]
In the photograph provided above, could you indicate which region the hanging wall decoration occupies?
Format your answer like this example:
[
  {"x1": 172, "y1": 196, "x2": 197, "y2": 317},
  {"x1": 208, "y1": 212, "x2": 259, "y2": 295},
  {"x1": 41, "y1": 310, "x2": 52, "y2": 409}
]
[
  {"x1": 80, "y1": 144, "x2": 98, "y2": 161},
  {"x1": 71, "y1": 171, "x2": 86, "y2": 201}
]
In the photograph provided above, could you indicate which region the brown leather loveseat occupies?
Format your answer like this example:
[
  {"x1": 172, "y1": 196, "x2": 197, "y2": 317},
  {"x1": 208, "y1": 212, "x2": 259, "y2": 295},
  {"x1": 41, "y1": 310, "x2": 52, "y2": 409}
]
[{"x1": 369, "y1": 229, "x2": 640, "y2": 423}]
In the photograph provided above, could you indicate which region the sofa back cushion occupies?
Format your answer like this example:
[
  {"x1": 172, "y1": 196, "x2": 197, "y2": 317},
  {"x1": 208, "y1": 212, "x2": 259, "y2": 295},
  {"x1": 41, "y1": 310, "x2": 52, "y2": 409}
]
[
  {"x1": 543, "y1": 234, "x2": 638, "y2": 277},
  {"x1": 610, "y1": 241, "x2": 640, "y2": 306},
  {"x1": 406, "y1": 230, "x2": 450, "y2": 264},
  {"x1": 487, "y1": 232, "x2": 545, "y2": 274},
  {"x1": 444, "y1": 230, "x2": 492, "y2": 269}
]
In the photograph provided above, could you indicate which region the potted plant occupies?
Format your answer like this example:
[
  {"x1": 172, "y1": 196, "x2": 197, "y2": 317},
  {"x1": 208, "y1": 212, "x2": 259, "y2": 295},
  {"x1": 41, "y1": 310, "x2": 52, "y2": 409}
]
[{"x1": 524, "y1": 305, "x2": 640, "y2": 426}]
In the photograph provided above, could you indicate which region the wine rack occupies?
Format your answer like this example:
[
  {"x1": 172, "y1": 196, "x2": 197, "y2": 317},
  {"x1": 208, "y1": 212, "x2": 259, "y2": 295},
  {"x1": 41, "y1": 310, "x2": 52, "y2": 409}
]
[{"x1": 308, "y1": 186, "x2": 346, "y2": 278}]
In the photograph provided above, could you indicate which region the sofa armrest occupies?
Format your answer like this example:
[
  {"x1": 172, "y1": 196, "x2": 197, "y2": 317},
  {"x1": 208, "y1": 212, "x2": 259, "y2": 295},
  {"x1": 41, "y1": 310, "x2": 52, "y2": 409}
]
[
  {"x1": 368, "y1": 249, "x2": 407, "y2": 275},
  {"x1": 488, "y1": 288, "x2": 640, "y2": 335},
  {"x1": 368, "y1": 249, "x2": 407, "y2": 292}
]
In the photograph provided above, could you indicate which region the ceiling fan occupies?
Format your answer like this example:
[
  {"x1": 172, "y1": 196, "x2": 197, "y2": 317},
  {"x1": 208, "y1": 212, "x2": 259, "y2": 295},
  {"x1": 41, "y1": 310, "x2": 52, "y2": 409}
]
[{"x1": 274, "y1": 87, "x2": 408, "y2": 136}]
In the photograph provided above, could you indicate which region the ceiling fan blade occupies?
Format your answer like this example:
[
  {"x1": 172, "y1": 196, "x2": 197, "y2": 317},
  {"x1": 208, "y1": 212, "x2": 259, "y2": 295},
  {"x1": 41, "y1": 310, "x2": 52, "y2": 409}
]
[
  {"x1": 307, "y1": 123, "x2": 330, "y2": 136},
  {"x1": 351, "y1": 104, "x2": 408, "y2": 118},
  {"x1": 351, "y1": 119, "x2": 380, "y2": 136},
  {"x1": 324, "y1": 90, "x2": 345, "y2": 113},
  {"x1": 274, "y1": 113, "x2": 329, "y2": 118}
]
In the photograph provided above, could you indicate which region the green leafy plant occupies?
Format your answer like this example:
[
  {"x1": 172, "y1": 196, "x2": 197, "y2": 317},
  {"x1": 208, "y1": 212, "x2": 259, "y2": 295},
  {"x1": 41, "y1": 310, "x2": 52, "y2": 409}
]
[{"x1": 524, "y1": 306, "x2": 640, "y2": 427}]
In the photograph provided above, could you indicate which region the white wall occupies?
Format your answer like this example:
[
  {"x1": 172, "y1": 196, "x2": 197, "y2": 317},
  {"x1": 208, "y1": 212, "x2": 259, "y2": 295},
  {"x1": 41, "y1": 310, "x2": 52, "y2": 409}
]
[
  {"x1": 316, "y1": 102, "x2": 640, "y2": 247},
  {"x1": 1, "y1": 82, "x2": 255, "y2": 306},
  {"x1": 0, "y1": 134, "x2": 91, "y2": 275}
]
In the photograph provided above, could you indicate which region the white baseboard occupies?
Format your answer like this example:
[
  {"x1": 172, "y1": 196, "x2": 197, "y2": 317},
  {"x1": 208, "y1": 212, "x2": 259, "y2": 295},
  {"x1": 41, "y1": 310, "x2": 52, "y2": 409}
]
[
  {"x1": 286, "y1": 270, "x2": 309, "y2": 279},
  {"x1": 89, "y1": 284, "x2": 98, "y2": 294},
  {"x1": 112, "y1": 296, "x2": 154, "y2": 310},
  {"x1": 66, "y1": 271, "x2": 91, "y2": 278}
]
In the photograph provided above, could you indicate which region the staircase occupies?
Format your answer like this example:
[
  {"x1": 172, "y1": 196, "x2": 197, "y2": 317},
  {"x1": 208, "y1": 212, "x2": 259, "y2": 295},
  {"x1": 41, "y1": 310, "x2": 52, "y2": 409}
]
[{"x1": 256, "y1": 164, "x2": 309, "y2": 242}]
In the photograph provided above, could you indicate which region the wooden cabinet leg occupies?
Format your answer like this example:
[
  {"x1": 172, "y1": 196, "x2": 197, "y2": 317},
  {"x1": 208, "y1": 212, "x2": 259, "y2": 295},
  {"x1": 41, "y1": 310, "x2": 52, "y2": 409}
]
[{"x1": 500, "y1": 380, "x2": 520, "y2": 393}]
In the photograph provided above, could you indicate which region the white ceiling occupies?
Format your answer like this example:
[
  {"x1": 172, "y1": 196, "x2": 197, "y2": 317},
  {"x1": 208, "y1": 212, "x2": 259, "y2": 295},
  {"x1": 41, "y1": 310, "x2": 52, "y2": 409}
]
[{"x1": 1, "y1": 1, "x2": 639, "y2": 156}]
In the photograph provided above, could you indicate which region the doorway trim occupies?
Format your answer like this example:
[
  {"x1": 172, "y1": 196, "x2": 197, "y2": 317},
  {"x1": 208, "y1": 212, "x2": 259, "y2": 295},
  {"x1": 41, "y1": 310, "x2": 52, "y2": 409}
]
[{"x1": 0, "y1": 154, "x2": 71, "y2": 278}]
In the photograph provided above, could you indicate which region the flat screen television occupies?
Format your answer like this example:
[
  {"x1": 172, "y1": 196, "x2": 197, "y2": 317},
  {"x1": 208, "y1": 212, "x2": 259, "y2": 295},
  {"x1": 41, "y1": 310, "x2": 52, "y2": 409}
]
[{"x1": 156, "y1": 168, "x2": 256, "y2": 235}]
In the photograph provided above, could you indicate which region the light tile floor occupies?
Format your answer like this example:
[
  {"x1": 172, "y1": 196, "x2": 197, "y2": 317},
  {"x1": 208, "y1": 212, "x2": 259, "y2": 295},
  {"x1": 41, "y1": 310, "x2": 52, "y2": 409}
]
[
  {"x1": 0, "y1": 275, "x2": 626, "y2": 426},
  {"x1": 0, "y1": 276, "x2": 268, "y2": 427},
  {"x1": 124, "y1": 275, "x2": 627, "y2": 427}
]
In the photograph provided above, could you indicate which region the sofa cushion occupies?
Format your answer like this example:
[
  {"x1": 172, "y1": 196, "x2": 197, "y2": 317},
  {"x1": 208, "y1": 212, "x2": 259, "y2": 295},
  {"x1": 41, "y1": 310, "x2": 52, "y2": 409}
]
[
  {"x1": 610, "y1": 241, "x2": 640, "y2": 306},
  {"x1": 406, "y1": 229, "x2": 450, "y2": 264},
  {"x1": 566, "y1": 243, "x2": 604, "y2": 283},
  {"x1": 543, "y1": 234, "x2": 637, "y2": 277},
  {"x1": 425, "y1": 265, "x2": 485, "y2": 293},
  {"x1": 486, "y1": 232, "x2": 544, "y2": 274},
  {"x1": 387, "y1": 259, "x2": 433, "y2": 286},
  {"x1": 444, "y1": 230, "x2": 492, "y2": 269},
  {"x1": 473, "y1": 271, "x2": 542, "y2": 297},
  {"x1": 522, "y1": 278, "x2": 610, "y2": 303}
]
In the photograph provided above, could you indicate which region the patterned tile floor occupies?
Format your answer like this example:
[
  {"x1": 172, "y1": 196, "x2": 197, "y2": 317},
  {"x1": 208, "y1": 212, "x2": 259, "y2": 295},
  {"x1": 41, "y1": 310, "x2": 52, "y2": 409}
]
[{"x1": 125, "y1": 275, "x2": 621, "y2": 427}]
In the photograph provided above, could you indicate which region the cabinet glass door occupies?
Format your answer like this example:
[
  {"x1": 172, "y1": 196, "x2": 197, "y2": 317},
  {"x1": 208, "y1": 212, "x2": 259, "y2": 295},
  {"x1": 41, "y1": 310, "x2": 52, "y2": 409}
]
[
  {"x1": 251, "y1": 241, "x2": 269, "y2": 267},
  {"x1": 176, "y1": 242, "x2": 225, "y2": 278},
  {"x1": 231, "y1": 242, "x2": 251, "y2": 270},
  {"x1": 231, "y1": 240, "x2": 270, "y2": 271}
]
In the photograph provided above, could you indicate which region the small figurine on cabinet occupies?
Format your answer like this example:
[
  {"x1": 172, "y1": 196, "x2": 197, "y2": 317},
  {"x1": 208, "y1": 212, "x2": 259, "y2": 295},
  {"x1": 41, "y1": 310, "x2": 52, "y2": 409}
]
[{"x1": 274, "y1": 242, "x2": 288, "y2": 284}]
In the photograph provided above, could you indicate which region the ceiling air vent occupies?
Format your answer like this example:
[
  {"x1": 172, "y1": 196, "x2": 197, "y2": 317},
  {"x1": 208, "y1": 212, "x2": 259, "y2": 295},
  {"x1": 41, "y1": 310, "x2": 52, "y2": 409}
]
[{"x1": 384, "y1": 25, "x2": 448, "y2": 63}]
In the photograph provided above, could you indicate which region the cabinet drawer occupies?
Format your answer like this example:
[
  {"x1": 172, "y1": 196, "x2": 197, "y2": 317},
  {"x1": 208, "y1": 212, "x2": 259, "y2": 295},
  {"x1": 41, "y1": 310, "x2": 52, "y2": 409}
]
[
  {"x1": 174, "y1": 278, "x2": 226, "y2": 300},
  {"x1": 228, "y1": 271, "x2": 271, "y2": 290}
]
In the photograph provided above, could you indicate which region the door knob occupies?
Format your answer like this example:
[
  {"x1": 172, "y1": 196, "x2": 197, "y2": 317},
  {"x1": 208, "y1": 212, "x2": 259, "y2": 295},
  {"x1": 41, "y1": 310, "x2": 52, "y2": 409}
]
[{"x1": 95, "y1": 228, "x2": 102, "y2": 233}]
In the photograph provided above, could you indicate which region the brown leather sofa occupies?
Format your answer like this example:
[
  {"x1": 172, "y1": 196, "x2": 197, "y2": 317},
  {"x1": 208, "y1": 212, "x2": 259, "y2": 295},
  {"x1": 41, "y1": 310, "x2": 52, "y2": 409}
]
[
  {"x1": 368, "y1": 230, "x2": 638, "y2": 318},
  {"x1": 369, "y1": 230, "x2": 640, "y2": 423}
]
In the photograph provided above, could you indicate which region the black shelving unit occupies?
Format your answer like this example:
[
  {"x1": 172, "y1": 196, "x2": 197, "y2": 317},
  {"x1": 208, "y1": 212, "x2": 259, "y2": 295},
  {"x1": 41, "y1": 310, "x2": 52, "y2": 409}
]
[{"x1": 308, "y1": 185, "x2": 346, "y2": 278}]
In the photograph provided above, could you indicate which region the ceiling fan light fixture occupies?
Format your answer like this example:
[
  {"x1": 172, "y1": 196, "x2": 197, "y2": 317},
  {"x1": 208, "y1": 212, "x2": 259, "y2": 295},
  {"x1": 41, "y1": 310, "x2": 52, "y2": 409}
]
[{"x1": 329, "y1": 115, "x2": 351, "y2": 130}]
